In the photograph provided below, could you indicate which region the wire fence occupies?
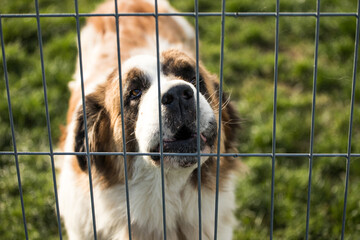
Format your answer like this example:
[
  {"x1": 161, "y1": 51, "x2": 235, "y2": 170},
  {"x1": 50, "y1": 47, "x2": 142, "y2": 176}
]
[{"x1": 0, "y1": 0, "x2": 359, "y2": 239}]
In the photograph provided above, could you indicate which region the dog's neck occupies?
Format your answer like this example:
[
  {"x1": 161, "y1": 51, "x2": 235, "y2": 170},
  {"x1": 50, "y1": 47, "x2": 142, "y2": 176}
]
[{"x1": 130, "y1": 156, "x2": 199, "y2": 188}]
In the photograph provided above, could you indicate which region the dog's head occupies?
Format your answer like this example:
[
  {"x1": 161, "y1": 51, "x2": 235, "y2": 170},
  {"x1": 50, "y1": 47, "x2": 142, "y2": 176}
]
[{"x1": 73, "y1": 49, "x2": 239, "y2": 174}]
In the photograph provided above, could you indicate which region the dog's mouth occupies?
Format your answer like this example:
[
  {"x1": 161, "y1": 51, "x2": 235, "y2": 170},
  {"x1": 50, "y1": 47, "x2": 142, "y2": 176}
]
[{"x1": 150, "y1": 123, "x2": 216, "y2": 166}]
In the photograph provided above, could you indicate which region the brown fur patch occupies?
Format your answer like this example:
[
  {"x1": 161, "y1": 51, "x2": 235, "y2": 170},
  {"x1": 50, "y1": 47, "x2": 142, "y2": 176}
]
[
  {"x1": 88, "y1": 0, "x2": 193, "y2": 62},
  {"x1": 70, "y1": 78, "x2": 137, "y2": 188}
]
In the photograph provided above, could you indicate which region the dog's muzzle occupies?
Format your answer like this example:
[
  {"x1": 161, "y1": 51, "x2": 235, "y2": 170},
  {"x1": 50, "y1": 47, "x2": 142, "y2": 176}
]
[
  {"x1": 150, "y1": 84, "x2": 217, "y2": 167},
  {"x1": 161, "y1": 84, "x2": 196, "y2": 130}
]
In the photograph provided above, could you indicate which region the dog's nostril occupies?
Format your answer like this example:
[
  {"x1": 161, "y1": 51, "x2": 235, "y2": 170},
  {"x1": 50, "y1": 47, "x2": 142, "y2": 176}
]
[
  {"x1": 182, "y1": 88, "x2": 193, "y2": 100},
  {"x1": 162, "y1": 93, "x2": 174, "y2": 105}
]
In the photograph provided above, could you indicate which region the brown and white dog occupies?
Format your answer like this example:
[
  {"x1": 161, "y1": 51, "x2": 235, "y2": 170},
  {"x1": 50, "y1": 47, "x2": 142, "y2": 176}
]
[{"x1": 58, "y1": 0, "x2": 240, "y2": 239}]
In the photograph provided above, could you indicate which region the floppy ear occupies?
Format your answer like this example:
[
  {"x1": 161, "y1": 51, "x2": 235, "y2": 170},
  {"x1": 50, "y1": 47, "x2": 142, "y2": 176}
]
[{"x1": 74, "y1": 94, "x2": 113, "y2": 172}]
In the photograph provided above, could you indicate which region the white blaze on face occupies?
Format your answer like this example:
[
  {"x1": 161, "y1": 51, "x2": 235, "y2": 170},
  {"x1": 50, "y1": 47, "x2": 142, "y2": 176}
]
[{"x1": 123, "y1": 54, "x2": 216, "y2": 164}]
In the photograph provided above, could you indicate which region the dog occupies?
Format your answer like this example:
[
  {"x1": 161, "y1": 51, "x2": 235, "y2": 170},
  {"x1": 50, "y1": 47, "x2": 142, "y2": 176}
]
[{"x1": 58, "y1": 0, "x2": 240, "y2": 239}]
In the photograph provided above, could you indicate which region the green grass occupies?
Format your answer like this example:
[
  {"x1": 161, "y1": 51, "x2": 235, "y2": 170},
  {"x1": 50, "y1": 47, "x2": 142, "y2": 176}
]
[{"x1": 1, "y1": 0, "x2": 360, "y2": 239}]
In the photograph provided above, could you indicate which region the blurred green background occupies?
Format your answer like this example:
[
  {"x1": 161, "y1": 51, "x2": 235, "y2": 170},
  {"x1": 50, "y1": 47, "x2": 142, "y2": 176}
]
[{"x1": 1, "y1": 0, "x2": 360, "y2": 239}]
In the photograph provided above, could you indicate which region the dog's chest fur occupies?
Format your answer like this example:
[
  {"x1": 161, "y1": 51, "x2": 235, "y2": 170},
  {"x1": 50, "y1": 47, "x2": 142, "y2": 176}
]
[{"x1": 60, "y1": 157, "x2": 235, "y2": 240}]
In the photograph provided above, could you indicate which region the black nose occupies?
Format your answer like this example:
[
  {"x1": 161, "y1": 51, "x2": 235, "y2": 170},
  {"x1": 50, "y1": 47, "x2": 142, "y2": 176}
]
[
  {"x1": 161, "y1": 84, "x2": 196, "y2": 131},
  {"x1": 161, "y1": 84, "x2": 194, "y2": 111}
]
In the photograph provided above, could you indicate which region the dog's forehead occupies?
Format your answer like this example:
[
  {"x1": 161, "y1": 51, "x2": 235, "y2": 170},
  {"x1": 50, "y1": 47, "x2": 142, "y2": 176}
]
[
  {"x1": 123, "y1": 55, "x2": 160, "y2": 84},
  {"x1": 122, "y1": 53, "x2": 195, "y2": 85}
]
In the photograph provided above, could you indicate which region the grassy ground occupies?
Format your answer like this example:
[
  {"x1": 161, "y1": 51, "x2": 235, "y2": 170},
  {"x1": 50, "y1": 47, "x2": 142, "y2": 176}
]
[{"x1": 1, "y1": 0, "x2": 360, "y2": 239}]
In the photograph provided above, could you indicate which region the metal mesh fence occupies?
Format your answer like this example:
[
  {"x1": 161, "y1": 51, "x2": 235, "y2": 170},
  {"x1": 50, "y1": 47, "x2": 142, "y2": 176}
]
[{"x1": 0, "y1": 0, "x2": 359, "y2": 239}]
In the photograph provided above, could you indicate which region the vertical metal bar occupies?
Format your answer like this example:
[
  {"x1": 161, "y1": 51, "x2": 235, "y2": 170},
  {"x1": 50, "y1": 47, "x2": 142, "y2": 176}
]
[
  {"x1": 305, "y1": 0, "x2": 321, "y2": 239},
  {"x1": 74, "y1": 1, "x2": 98, "y2": 239},
  {"x1": 154, "y1": 0, "x2": 167, "y2": 239},
  {"x1": 0, "y1": 16, "x2": 29, "y2": 240},
  {"x1": 113, "y1": 1, "x2": 132, "y2": 238},
  {"x1": 270, "y1": 0, "x2": 280, "y2": 239},
  {"x1": 213, "y1": 0, "x2": 226, "y2": 239},
  {"x1": 194, "y1": 0, "x2": 202, "y2": 239},
  {"x1": 34, "y1": 1, "x2": 63, "y2": 239},
  {"x1": 341, "y1": 1, "x2": 360, "y2": 238}
]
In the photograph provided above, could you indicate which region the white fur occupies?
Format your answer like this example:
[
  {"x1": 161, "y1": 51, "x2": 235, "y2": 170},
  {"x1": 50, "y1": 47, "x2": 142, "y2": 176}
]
[{"x1": 59, "y1": 154, "x2": 235, "y2": 239}]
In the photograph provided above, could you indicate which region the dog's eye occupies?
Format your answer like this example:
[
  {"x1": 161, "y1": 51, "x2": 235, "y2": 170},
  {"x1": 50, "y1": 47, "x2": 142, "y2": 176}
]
[{"x1": 130, "y1": 89, "x2": 142, "y2": 100}]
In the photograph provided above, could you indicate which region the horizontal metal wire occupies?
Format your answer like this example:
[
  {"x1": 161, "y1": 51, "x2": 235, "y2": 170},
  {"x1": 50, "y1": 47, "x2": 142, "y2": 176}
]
[
  {"x1": 0, "y1": 151, "x2": 359, "y2": 158},
  {"x1": 0, "y1": 12, "x2": 358, "y2": 18}
]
